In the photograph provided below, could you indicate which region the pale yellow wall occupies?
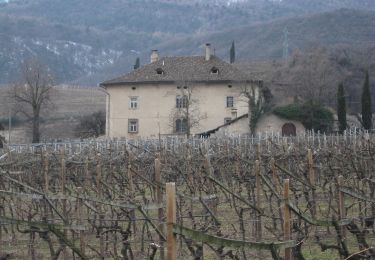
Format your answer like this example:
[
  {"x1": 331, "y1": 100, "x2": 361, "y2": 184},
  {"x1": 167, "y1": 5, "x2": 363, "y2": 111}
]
[
  {"x1": 214, "y1": 113, "x2": 305, "y2": 136},
  {"x1": 106, "y1": 83, "x2": 251, "y2": 138},
  {"x1": 255, "y1": 114, "x2": 305, "y2": 135},
  {"x1": 215, "y1": 116, "x2": 249, "y2": 136}
]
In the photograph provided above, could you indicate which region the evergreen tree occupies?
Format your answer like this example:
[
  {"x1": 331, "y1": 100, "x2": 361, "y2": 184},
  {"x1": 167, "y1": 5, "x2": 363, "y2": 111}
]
[
  {"x1": 230, "y1": 41, "x2": 235, "y2": 64},
  {"x1": 361, "y1": 71, "x2": 372, "y2": 130},
  {"x1": 337, "y1": 83, "x2": 346, "y2": 134},
  {"x1": 133, "y1": 57, "x2": 140, "y2": 70}
]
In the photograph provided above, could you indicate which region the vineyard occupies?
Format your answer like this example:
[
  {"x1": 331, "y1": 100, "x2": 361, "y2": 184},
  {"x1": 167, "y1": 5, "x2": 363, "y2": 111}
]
[{"x1": 0, "y1": 132, "x2": 375, "y2": 259}]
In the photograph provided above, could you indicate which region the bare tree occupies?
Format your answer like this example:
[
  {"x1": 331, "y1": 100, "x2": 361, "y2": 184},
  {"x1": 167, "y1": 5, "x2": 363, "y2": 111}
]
[
  {"x1": 169, "y1": 84, "x2": 206, "y2": 137},
  {"x1": 11, "y1": 59, "x2": 54, "y2": 143},
  {"x1": 285, "y1": 47, "x2": 349, "y2": 105}
]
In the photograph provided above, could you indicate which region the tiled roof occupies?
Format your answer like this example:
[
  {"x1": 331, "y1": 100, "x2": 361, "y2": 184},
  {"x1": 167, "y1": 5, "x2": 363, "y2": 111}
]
[{"x1": 101, "y1": 56, "x2": 254, "y2": 86}]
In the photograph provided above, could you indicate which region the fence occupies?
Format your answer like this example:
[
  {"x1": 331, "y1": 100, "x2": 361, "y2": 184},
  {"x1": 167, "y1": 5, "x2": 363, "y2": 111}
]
[
  {"x1": 6, "y1": 128, "x2": 372, "y2": 154},
  {"x1": 0, "y1": 132, "x2": 374, "y2": 259}
]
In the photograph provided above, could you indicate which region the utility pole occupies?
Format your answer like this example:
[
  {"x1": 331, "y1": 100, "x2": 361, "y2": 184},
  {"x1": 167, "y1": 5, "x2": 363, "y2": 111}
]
[
  {"x1": 283, "y1": 27, "x2": 289, "y2": 62},
  {"x1": 8, "y1": 107, "x2": 11, "y2": 146}
]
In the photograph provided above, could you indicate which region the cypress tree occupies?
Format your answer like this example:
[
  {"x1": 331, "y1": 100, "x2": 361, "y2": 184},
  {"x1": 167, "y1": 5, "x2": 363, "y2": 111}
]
[
  {"x1": 337, "y1": 83, "x2": 346, "y2": 134},
  {"x1": 361, "y1": 71, "x2": 372, "y2": 130},
  {"x1": 133, "y1": 57, "x2": 140, "y2": 70},
  {"x1": 230, "y1": 41, "x2": 235, "y2": 64}
]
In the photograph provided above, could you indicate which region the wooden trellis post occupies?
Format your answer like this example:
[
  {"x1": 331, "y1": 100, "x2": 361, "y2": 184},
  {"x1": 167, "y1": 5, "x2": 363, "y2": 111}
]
[
  {"x1": 338, "y1": 175, "x2": 346, "y2": 238},
  {"x1": 77, "y1": 187, "x2": 85, "y2": 256},
  {"x1": 61, "y1": 151, "x2": 69, "y2": 260},
  {"x1": 155, "y1": 158, "x2": 165, "y2": 260},
  {"x1": 61, "y1": 158, "x2": 66, "y2": 195},
  {"x1": 187, "y1": 154, "x2": 193, "y2": 189},
  {"x1": 84, "y1": 157, "x2": 89, "y2": 189},
  {"x1": 128, "y1": 164, "x2": 137, "y2": 233},
  {"x1": 204, "y1": 155, "x2": 218, "y2": 215},
  {"x1": 257, "y1": 143, "x2": 261, "y2": 161},
  {"x1": 284, "y1": 179, "x2": 292, "y2": 260},
  {"x1": 307, "y1": 149, "x2": 315, "y2": 186},
  {"x1": 97, "y1": 159, "x2": 105, "y2": 259},
  {"x1": 0, "y1": 203, "x2": 2, "y2": 252},
  {"x1": 255, "y1": 160, "x2": 262, "y2": 241},
  {"x1": 166, "y1": 183, "x2": 176, "y2": 260},
  {"x1": 44, "y1": 153, "x2": 49, "y2": 193},
  {"x1": 270, "y1": 158, "x2": 280, "y2": 194},
  {"x1": 358, "y1": 179, "x2": 364, "y2": 227},
  {"x1": 307, "y1": 149, "x2": 317, "y2": 217}
]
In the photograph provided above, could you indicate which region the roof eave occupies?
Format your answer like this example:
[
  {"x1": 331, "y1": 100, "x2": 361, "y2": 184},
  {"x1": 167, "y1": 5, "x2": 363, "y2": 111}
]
[{"x1": 100, "y1": 79, "x2": 259, "y2": 87}]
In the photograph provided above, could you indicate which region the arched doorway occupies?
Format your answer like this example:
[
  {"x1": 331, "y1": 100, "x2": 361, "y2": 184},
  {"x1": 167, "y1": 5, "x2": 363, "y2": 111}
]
[{"x1": 282, "y1": 123, "x2": 296, "y2": 136}]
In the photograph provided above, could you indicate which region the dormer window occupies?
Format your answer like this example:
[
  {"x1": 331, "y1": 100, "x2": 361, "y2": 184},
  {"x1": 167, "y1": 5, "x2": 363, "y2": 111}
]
[
  {"x1": 211, "y1": 67, "x2": 219, "y2": 74},
  {"x1": 156, "y1": 68, "x2": 164, "y2": 75}
]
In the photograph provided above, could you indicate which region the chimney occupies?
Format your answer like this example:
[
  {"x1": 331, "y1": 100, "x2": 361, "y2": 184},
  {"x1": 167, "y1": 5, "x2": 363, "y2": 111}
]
[
  {"x1": 150, "y1": 50, "x2": 158, "y2": 63},
  {"x1": 205, "y1": 43, "x2": 211, "y2": 61}
]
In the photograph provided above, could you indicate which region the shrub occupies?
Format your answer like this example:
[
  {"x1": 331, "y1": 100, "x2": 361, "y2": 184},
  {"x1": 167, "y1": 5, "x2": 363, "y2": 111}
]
[
  {"x1": 273, "y1": 101, "x2": 333, "y2": 132},
  {"x1": 75, "y1": 111, "x2": 106, "y2": 138},
  {"x1": 273, "y1": 103, "x2": 301, "y2": 120}
]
